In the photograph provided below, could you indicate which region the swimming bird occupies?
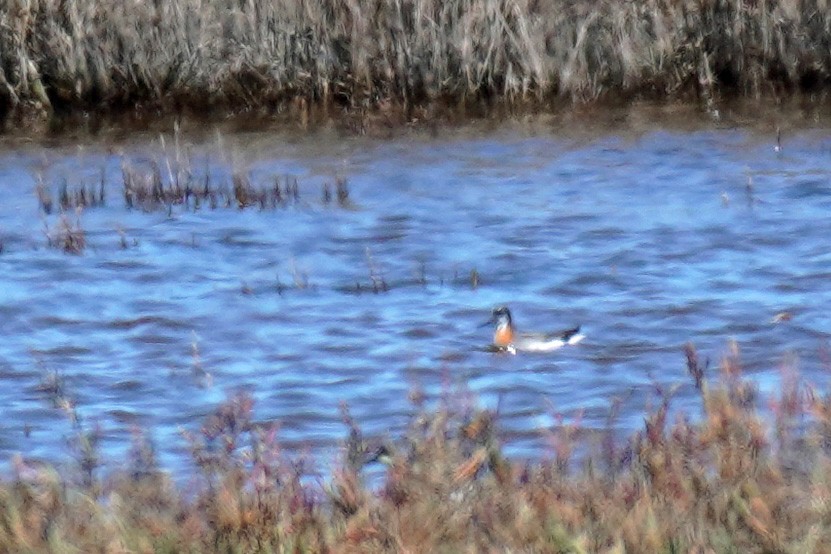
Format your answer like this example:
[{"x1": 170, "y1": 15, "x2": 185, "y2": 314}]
[{"x1": 482, "y1": 306, "x2": 584, "y2": 354}]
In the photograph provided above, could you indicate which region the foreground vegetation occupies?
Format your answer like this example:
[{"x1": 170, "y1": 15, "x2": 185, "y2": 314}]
[
  {"x1": 3, "y1": 343, "x2": 831, "y2": 552},
  {"x1": 2, "y1": 0, "x2": 830, "y2": 129}
]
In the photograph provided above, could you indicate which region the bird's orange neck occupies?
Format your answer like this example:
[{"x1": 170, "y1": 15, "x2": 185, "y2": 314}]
[{"x1": 494, "y1": 325, "x2": 514, "y2": 347}]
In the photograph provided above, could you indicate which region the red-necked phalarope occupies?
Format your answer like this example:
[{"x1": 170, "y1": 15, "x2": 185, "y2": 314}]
[{"x1": 482, "y1": 306, "x2": 584, "y2": 354}]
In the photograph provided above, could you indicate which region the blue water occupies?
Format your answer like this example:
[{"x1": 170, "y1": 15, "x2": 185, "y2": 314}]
[{"x1": 1, "y1": 105, "x2": 830, "y2": 475}]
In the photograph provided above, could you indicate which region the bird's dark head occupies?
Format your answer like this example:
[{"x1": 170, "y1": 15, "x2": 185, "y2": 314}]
[{"x1": 488, "y1": 306, "x2": 512, "y2": 327}]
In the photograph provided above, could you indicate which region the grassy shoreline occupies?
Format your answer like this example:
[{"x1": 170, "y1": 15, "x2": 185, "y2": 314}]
[
  {"x1": 2, "y1": 0, "x2": 831, "y2": 131},
  {"x1": 3, "y1": 343, "x2": 831, "y2": 552}
]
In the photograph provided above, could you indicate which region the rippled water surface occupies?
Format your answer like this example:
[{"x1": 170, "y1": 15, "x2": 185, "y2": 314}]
[{"x1": 2, "y1": 105, "x2": 830, "y2": 473}]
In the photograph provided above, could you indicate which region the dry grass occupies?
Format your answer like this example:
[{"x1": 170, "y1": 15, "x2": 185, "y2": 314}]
[
  {"x1": 1, "y1": 0, "x2": 830, "y2": 128},
  {"x1": 4, "y1": 342, "x2": 831, "y2": 552},
  {"x1": 42, "y1": 209, "x2": 86, "y2": 254},
  {"x1": 34, "y1": 126, "x2": 349, "y2": 215}
]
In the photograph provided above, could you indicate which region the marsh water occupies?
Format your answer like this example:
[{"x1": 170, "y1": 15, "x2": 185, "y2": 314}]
[{"x1": 1, "y1": 103, "x2": 830, "y2": 475}]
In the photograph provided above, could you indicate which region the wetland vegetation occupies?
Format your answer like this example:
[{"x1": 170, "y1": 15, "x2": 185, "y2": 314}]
[
  {"x1": 3, "y1": 346, "x2": 831, "y2": 552},
  {"x1": 2, "y1": 0, "x2": 831, "y2": 129}
]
